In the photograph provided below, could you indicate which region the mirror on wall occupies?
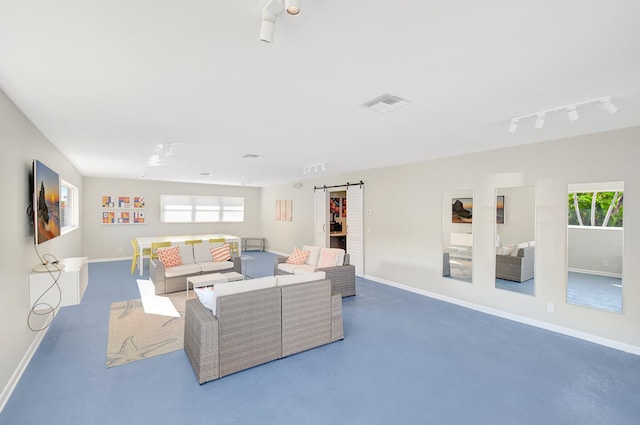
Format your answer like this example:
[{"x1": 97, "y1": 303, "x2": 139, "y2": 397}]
[
  {"x1": 566, "y1": 182, "x2": 623, "y2": 313},
  {"x1": 494, "y1": 186, "x2": 536, "y2": 296},
  {"x1": 442, "y1": 190, "x2": 474, "y2": 283}
]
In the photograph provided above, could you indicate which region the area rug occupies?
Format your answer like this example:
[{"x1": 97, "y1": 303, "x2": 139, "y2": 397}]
[{"x1": 106, "y1": 291, "x2": 192, "y2": 368}]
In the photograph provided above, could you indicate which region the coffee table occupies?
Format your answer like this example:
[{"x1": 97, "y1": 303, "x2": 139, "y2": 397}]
[{"x1": 186, "y1": 272, "x2": 244, "y2": 296}]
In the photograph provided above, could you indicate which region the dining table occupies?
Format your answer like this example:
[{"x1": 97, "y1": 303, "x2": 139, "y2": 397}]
[{"x1": 135, "y1": 233, "x2": 241, "y2": 276}]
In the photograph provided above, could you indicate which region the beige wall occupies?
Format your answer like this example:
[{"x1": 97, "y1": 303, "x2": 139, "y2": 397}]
[
  {"x1": 82, "y1": 177, "x2": 262, "y2": 259},
  {"x1": 0, "y1": 89, "x2": 84, "y2": 405},
  {"x1": 261, "y1": 127, "x2": 640, "y2": 350}
]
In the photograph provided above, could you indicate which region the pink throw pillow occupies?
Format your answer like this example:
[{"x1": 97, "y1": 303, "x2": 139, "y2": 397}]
[{"x1": 157, "y1": 245, "x2": 182, "y2": 268}]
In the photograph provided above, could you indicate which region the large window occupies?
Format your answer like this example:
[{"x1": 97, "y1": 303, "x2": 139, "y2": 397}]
[
  {"x1": 161, "y1": 195, "x2": 244, "y2": 223},
  {"x1": 60, "y1": 180, "x2": 79, "y2": 233},
  {"x1": 567, "y1": 191, "x2": 623, "y2": 227}
]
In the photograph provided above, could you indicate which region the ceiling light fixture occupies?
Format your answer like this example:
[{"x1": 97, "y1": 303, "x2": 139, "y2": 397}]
[
  {"x1": 303, "y1": 162, "x2": 326, "y2": 175},
  {"x1": 285, "y1": 0, "x2": 301, "y2": 15},
  {"x1": 260, "y1": 0, "x2": 284, "y2": 43},
  {"x1": 567, "y1": 106, "x2": 579, "y2": 122},
  {"x1": 601, "y1": 97, "x2": 619, "y2": 114},
  {"x1": 507, "y1": 96, "x2": 619, "y2": 133}
]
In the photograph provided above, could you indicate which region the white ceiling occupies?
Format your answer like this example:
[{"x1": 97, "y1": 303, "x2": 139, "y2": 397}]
[{"x1": 1, "y1": 0, "x2": 639, "y2": 187}]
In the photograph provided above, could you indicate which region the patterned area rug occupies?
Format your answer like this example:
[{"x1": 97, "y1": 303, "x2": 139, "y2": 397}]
[{"x1": 106, "y1": 291, "x2": 192, "y2": 368}]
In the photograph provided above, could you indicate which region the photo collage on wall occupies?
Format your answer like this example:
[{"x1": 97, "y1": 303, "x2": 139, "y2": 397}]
[{"x1": 102, "y1": 195, "x2": 145, "y2": 224}]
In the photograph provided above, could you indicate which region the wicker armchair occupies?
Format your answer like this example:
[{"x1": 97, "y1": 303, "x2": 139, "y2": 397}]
[{"x1": 274, "y1": 254, "x2": 356, "y2": 297}]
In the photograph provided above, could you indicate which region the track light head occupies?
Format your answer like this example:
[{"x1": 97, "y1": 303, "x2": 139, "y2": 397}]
[
  {"x1": 508, "y1": 119, "x2": 518, "y2": 133},
  {"x1": 567, "y1": 106, "x2": 579, "y2": 122},
  {"x1": 285, "y1": 0, "x2": 301, "y2": 15},
  {"x1": 534, "y1": 113, "x2": 545, "y2": 129},
  {"x1": 601, "y1": 97, "x2": 618, "y2": 114},
  {"x1": 259, "y1": 18, "x2": 276, "y2": 43}
]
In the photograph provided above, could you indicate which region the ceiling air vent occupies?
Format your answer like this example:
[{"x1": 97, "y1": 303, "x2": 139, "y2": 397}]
[
  {"x1": 361, "y1": 93, "x2": 410, "y2": 113},
  {"x1": 242, "y1": 154, "x2": 263, "y2": 159}
]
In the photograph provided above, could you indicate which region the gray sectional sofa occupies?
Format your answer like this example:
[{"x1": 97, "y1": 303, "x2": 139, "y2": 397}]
[
  {"x1": 150, "y1": 242, "x2": 239, "y2": 295},
  {"x1": 274, "y1": 245, "x2": 356, "y2": 297},
  {"x1": 184, "y1": 273, "x2": 343, "y2": 384}
]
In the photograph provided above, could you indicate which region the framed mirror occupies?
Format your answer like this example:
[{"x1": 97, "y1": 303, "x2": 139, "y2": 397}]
[
  {"x1": 566, "y1": 182, "x2": 623, "y2": 313},
  {"x1": 494, "y1": 186, "x2": 536, "y2": 295},
  {"x1": 442, "y1": 190, "x2": 474, "y2": 283}
]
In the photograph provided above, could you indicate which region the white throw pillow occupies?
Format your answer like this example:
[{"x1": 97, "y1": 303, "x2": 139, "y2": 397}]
[
  {"x1": 193, "y1": 242, "x2": 223, "y2": 263},
  {"x1": 212, "y1": 276, "x2": 277, "y2": 314},
  {"x1": 302, "y1": 245, "x2": 321, "y2": 266},
  {"x1": 194, "y1": 287, "x2": 215, "y2": 311}
]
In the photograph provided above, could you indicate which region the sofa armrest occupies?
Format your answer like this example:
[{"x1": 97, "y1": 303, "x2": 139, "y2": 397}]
[
  {"x1": 274, "y1": 255, "x2": 289, "y2": 275},
  {"x1": 149, "y1": 259, "x2": 166, "y2": 294},
  {"x1": 184, "y1": 299, "x2": 220, "y2": 384},
  {"x1": 281, "y1": 279, "x2": 332, "y2": 357},
  {"x1": 316, "y1": 264, "x2": 356, "y2": 297}
]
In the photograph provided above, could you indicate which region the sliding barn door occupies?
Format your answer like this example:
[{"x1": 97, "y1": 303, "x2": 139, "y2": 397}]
[
  {"x1": 314, "y1": 189, "x2": 328, "y2": 247},
  {"x1": 346, "y1": 185, "x2": 364, "y2": 277}
]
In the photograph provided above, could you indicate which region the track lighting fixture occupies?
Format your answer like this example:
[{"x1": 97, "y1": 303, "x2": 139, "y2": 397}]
[
  {"x1": 507, "y1": 96, "x2": 618, "y2": 133},
  {"x1": 567, "y1": 106, "x2": 579, "y2": 122},
  {"x1": 259, "y1": 0, "x2": 300, "y2": 43},
  {"x1": 601, "y1": 97, "x2": 619, "y2": 114},
  {"x1": 285, "y1": 0, "x2": 301, "y2": 15}
]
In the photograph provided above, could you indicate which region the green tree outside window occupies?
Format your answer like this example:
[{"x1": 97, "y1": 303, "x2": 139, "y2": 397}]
[{"x1": 567, "y1": 191, "x2": 623, "y2": 227}]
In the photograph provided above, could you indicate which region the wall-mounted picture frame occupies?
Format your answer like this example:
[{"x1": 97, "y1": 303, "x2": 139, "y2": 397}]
[
  {"x1": 452, "y1": 197, "x2": 473, "y2": 223},
  {"x1": 497, "y1": 195, "x2": 505, "y2": 224}
]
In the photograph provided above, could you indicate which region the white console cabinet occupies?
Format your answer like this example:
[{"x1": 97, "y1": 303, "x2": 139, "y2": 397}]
[{"x1": 29, "y1": 257, "x2": 88, "y2": 311}]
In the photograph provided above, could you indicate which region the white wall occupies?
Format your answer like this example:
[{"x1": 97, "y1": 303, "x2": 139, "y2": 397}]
[
  {"x1": 260, "y1": 127, "x2": 640, "y2": 350},
  {"x1": 82, "y1": 177, "x2": 262, "y2": 259},
  {"x1": 496, "y1": 186, "x2": 536, "y2": 246},
  {"x1": 568, "y1": 227, "x2": 623, "y2": 275},
  {"x1": 0, "y1": 89, "x2": 84, "y2": 405}
]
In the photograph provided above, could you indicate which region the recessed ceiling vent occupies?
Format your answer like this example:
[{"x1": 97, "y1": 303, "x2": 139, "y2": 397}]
[
  {"x1": 361, "y1": 93, "x2": 410, "y2": 113},
  {"x1": 242, "y1": 154, "x2": 263, "y2": 159}
]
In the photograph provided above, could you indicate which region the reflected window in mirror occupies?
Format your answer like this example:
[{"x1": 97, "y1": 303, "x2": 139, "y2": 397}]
[
  {"x1": 567, "y1": 182, "x2": 623, "y2": 313},
  {"x1": 442, "y1": 190, "x2": 474, "y2": 283},
  {"x1": 494, "y1": 186, "x2": 536, "y2": 296}
]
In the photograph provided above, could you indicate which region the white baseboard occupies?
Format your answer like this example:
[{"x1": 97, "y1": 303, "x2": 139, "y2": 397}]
[
  {"x1": 88, "y1": 256, "x2": 131, "y2": 263},
  {"x1": 568, "y1": 268, "x2": 622, "y2": 279},
  {"x1": 0, "y1": 328, "x2": 49, "y2": 413},
  {"x1": 363, "y1": 274, "x2": 640, "y2": 356}
]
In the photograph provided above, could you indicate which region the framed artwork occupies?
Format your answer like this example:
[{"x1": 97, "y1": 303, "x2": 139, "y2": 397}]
[
  {"x1": 102, "y1": 211, "x2": 115, "y2": 224},
  {"x1": 102, "y1": 196, "x2": 114, "y2": 208},
  {"x1": 134, "y1": 196, "x2": 145, "y2": 208},
  {"x1": 102, "y1": 194, "x2": 145, "y2": 224},
  {"x1": 330, "y1": 197, "x2": 340, "y2": 217},
  {"x1": 496, "y1": 195, "x2": 505, "y2": 224},
  {"x1": 285, "y1": 200, "x2": 292, "y2": 221},
  {"x1": 452, "y1": 198, "x2": 473, "y2": 223},
  {"x1": 342, "y1": 198, "x2": 347, "y2": 217},
  {"x1": 275, "y1": 200, "x2": 281, "y2": 220},
  {"x1": 133, "y1": 211, "x2": 145, "y2": 224}
]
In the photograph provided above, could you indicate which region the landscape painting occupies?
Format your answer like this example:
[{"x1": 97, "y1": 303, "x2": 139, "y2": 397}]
[
  {"x1": 497, "y1": 195, "x2": 505, "y2": 224},
  {"x1": 452, "y1": 198, "x2": 473, "y2": 223}
]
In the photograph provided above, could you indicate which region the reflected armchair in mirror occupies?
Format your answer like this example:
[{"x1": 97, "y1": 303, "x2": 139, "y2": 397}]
[{"x1": 496, "y1": 243, "x2": 535, "y2": 282}]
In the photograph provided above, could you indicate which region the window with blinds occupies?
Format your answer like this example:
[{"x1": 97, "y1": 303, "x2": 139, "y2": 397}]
[{"x1": 160, "y1": 195, "x2": 244, "y2": 223}]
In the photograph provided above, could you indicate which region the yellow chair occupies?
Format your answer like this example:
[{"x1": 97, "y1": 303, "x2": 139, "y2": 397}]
[
  {"x1": 130, "y1": 239, "x2": 151, "y2": 274},
  {"x1": 185, "y1": 239, "x2": 202, "y2": 245},
  {"x1": 150, "y1": 241, "x2": 171, "y2": 260},
  {"x1": 209, "y1": 238, "x2": 225, "y2": 243},
  {"x1": 226, "y1": 239, "x2": 240, "y2": 256}
]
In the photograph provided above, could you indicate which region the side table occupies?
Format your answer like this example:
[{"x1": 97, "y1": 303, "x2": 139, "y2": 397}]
[{"x1": 242, "y1": 237, "x2": 264, "y2": 252}]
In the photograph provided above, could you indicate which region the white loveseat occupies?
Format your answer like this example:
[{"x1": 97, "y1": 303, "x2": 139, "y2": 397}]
[
  {"x1": 150, "y1": 242, "x2": 238, "y2": 295},
  {"x1": 274, "y1": 245, "x2": 356, "y2": 297}
]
